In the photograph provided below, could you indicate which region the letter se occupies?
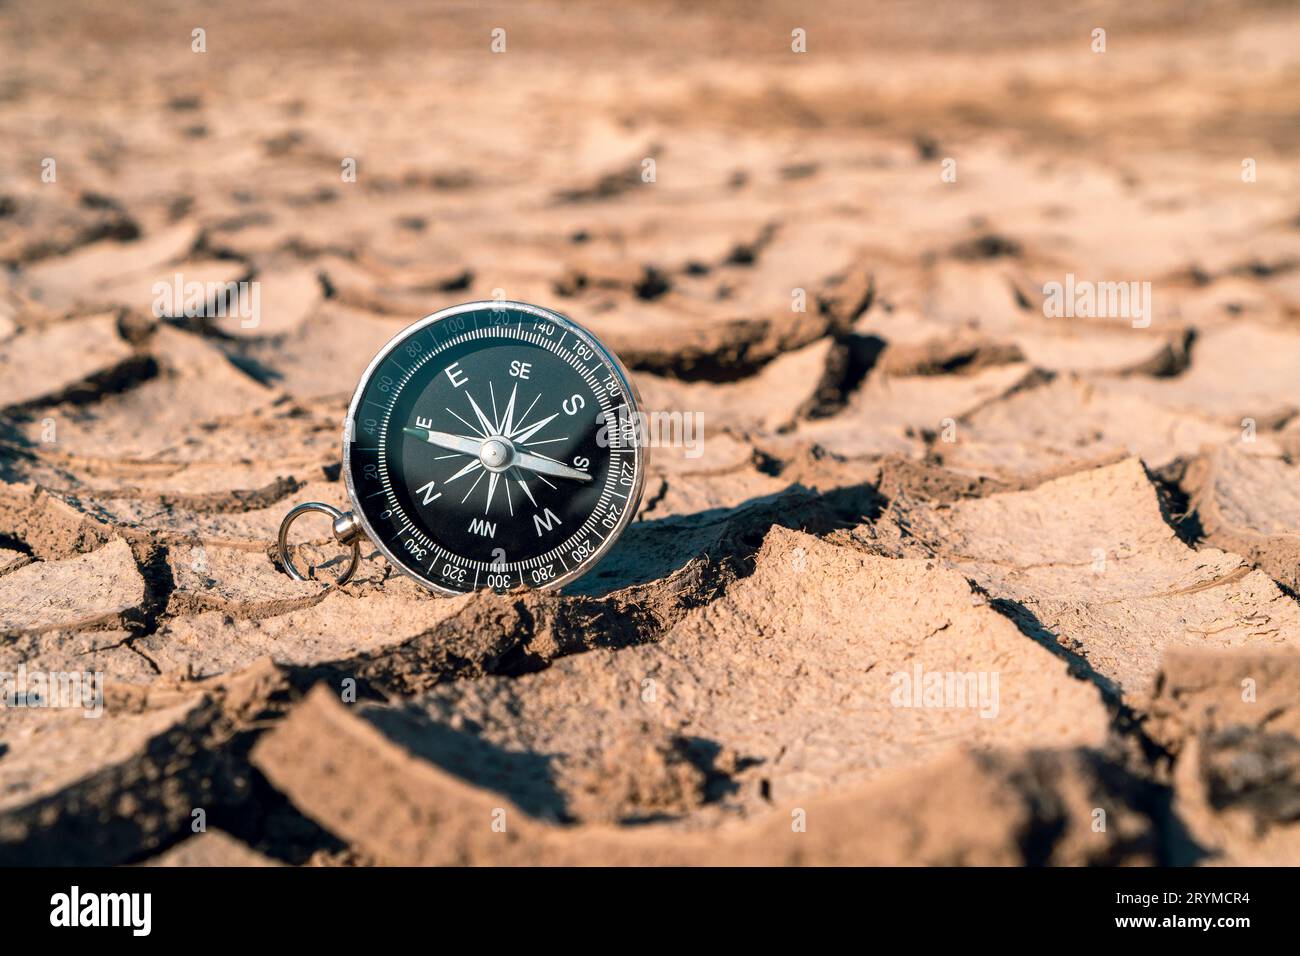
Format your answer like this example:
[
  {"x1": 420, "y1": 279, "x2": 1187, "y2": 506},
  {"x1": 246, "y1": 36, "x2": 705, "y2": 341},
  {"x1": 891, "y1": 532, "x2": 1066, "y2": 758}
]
[{"x1": 510, "y1": 360, "x2": 532, "y2": 379}]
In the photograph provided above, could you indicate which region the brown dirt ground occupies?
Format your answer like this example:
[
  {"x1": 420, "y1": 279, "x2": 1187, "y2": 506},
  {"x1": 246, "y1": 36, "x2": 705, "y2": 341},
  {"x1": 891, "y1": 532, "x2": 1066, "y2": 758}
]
[{"x1": 1, "y1": 0, "x2": 1299, "y2": 865}]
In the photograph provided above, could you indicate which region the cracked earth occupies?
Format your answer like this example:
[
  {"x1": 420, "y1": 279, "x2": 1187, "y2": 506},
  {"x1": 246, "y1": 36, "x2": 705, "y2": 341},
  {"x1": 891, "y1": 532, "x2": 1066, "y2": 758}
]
[{"x1": 1, "y1": 0, "x2": 1299, "y2": 865}]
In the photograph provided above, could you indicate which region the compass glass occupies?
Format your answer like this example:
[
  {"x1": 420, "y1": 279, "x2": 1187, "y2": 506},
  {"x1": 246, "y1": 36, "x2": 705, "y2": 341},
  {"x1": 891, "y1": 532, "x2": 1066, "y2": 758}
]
[{"x1": 344, "y1": 302, "x2": 645, "y2": 594}]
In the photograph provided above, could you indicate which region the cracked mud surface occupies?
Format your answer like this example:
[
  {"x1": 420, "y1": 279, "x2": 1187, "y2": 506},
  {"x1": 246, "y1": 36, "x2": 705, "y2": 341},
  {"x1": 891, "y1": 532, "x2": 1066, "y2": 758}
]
[{"x1": 1, "y1": 0, "x2": 1299, "y2": 865}]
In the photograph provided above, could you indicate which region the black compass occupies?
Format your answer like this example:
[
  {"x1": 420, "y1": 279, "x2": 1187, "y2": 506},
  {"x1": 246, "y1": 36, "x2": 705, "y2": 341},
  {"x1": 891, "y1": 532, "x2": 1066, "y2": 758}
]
[{"x1": 278, "y1": 301, "x2": 646, "y2": 594}]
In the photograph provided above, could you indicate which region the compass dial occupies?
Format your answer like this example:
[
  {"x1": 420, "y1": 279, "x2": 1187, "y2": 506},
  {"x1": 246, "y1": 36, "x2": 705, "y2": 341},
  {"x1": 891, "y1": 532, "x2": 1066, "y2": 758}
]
[{"x1": 343, "y1": 301, "x2": 646, "y2": 594}]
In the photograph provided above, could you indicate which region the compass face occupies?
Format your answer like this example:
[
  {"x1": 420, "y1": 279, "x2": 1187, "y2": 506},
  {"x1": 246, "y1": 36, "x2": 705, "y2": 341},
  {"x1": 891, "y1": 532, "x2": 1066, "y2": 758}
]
[{"x1": 343, "y1": 301, "x2": 646, "y2": 595}]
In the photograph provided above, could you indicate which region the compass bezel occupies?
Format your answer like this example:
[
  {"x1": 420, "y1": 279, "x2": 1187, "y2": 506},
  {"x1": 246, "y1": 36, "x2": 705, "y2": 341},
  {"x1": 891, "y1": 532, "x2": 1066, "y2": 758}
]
[{"x1": 342, "y1": 300, "x2": 648, "y2": 596}]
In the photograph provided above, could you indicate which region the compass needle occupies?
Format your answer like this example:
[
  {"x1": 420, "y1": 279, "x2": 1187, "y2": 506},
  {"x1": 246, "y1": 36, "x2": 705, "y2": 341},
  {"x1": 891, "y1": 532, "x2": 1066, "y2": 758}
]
[
  {"x1": 404, "y1": 426, "x2": 481, "y2": 456},
  {"x1": 514, "y1": 450, "x2": 592, "y2": 482}
]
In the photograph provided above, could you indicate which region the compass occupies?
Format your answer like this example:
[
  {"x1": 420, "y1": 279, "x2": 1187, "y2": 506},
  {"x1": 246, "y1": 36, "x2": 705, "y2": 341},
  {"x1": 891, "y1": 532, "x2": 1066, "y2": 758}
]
[{"x1": 277, "y1": 301, "x2": 646, "y2": 594}]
